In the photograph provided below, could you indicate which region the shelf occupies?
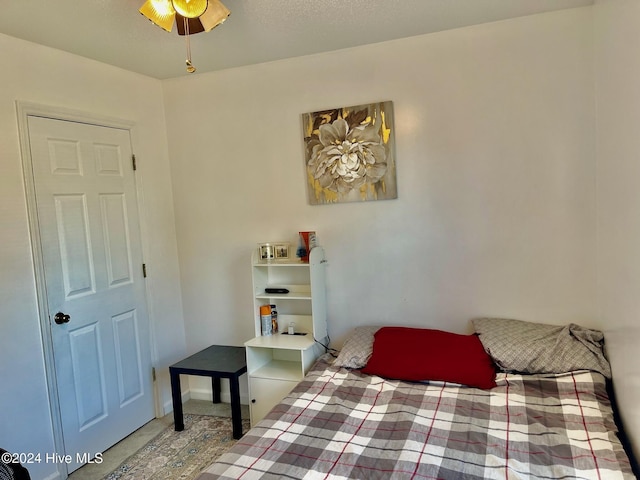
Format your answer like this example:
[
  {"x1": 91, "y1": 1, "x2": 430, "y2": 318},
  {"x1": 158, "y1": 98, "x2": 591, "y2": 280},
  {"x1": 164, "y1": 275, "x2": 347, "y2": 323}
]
[
  {"x1": 250, "y1": 360, "x2": 304, "y2": 381},
  {"x1": 255, "y1": 283, "x2": 311, "y2": 301},
  {"x1": 245, "y1": 334, "x2": 315, "y2": 350},
  {"x1": 255, "y1": 293, "x2": 311, "y2": 300},
  {"x1": 247, "y1": 245, "x2": 327, "y2": 426},
  {"x1": 253, "y1": 261, "x2": 310, "y2": 267}
]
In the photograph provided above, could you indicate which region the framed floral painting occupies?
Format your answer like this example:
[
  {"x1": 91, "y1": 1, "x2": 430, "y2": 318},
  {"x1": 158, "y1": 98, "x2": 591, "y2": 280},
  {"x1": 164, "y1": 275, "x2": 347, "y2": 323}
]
[{"x1": 302, "y1": 101, "x2": 397, "y2": 205}]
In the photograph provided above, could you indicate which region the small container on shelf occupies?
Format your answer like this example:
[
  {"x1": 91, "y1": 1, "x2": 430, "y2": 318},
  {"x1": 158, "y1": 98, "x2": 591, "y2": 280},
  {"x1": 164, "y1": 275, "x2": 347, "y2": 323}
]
[
  {"x1": 260, "y1": 305, "x2": 272, "y2": 336},
  {"x1": 270, "y1": 304, "x2": 278, "y2": 333},
  {"x1": 296, "y1": 232, "x2": 317, "y2": 263}
]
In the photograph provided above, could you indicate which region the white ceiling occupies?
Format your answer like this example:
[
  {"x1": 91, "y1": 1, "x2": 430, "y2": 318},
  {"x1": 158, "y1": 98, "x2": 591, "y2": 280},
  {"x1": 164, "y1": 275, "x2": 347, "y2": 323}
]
[{"x1": 0, "y1": 0, "x2": 593, "y2": 80}]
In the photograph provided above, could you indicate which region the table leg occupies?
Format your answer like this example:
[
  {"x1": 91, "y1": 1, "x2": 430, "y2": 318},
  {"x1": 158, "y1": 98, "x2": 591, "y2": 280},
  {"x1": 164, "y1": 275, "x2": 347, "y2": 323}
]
[
  {"x1": 212, "y1": 377, "x2": 221, "y2": 404},
  {"x1": 170, "y1": 368, "x2": 184, "y2": 431},
  {"x1": 229, "y1": 375, "x2": 243, "y2": 439}
]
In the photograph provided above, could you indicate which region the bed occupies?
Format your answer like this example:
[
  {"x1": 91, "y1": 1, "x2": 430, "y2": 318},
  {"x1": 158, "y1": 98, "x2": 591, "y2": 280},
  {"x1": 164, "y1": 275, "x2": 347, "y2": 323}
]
[{"x1": 197, "y1": 319, "x2": 636, "y2": 479}]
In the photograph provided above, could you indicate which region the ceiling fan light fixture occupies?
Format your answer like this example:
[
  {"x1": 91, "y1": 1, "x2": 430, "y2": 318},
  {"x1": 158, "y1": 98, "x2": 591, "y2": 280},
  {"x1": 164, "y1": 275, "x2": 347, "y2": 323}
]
[
  {"x1": 171, "y1": 0, "x2": 208, "y2": 19},
  {"x1": 138, "y1": 0, "x2": 230, "y2": 74},
  {"x1": 198, "y1": 0, "x2": 231, "y2": 32},
  {"x1": 139, "y1": 0, "x2": 176, "y2": 32},
  {"x1": 176, "y1": 14, "x2": 205, "y2": 35}
]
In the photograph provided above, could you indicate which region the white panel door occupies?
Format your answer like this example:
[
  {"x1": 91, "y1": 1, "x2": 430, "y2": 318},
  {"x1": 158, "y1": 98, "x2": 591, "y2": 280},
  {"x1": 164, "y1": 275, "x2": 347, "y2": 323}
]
[{"x1": 27, "y1": 116, "x2": 154, "y2": 473}]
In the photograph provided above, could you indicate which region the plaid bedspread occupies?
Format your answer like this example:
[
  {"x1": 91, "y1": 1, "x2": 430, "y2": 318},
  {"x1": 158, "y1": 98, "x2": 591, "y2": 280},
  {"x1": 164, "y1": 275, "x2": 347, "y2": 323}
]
[{"x1": 197, "y1": 355, "x2": 634, "y2": 479}]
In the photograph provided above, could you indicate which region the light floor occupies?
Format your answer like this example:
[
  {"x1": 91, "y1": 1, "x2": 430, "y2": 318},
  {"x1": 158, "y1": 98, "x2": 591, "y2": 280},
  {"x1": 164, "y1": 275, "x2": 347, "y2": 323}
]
[{"x1": 68, "y1": 399, "x2": 250, "y2": 480}]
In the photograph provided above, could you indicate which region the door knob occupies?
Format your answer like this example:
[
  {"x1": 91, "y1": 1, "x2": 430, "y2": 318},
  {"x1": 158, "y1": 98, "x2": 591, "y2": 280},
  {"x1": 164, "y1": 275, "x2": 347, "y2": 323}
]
[{"x1": 54, "y1": 312, "x2": 71, "y2": 325}]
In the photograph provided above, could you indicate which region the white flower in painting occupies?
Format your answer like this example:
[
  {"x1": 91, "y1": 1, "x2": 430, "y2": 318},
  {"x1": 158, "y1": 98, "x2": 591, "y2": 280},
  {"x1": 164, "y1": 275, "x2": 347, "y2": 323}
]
[{"x1": 308, "y1": 118, "x2": 387, "y2": 194}]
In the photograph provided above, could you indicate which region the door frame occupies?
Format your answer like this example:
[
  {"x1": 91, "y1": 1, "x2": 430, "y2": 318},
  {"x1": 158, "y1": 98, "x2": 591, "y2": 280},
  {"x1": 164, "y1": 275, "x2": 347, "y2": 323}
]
[{"x1": 16, "y1": 101, "x2": 160, "y2": 478}]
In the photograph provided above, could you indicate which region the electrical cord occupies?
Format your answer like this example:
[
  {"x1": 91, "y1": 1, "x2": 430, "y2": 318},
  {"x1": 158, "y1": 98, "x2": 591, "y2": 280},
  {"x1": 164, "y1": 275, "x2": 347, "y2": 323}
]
[{"x1": 315, "y1": 336, "x2": 339, "y2": 358}]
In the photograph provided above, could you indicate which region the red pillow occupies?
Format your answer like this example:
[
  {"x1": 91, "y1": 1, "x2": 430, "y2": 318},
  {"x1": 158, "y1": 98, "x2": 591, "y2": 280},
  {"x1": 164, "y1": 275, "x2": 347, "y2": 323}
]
[{"x1": 360, "y1": 327, "x2": 497, "y2": 389}]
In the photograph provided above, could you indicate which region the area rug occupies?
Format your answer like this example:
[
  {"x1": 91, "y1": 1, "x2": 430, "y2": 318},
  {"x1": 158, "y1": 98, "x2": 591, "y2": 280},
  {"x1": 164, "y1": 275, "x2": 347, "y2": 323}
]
[{"x1": 103, "y1": 414, "x2": 250, "y2": 480}]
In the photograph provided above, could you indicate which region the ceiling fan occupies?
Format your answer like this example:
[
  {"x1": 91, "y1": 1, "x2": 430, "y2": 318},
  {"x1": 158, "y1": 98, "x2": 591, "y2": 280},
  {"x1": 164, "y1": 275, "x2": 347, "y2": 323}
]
[{"x1": 139, "y1": 0, "x2": 230, "y2": 73}]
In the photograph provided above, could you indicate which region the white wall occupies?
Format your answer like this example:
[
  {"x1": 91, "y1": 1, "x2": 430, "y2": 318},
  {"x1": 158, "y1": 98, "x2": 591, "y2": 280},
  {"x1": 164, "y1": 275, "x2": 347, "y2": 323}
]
[
  {"x1": 0, "y1": 34, "x2": 185, "y2": 479},
  {"x1": 162, "y1": 8, "x2": 598, "y2": 394},
  {"x1": 164, "y1": 7, "x2": 596, "y2": 344},
  {"x1": 595, "y1": 0, "x2": 640, "y2": 462}
]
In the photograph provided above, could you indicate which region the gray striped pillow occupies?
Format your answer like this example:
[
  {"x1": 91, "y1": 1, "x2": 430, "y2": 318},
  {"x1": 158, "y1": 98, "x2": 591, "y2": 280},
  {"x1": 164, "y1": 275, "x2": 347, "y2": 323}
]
[
  {"x1": 334, "y1": 326, "x2": 381, "y2": 369},
  {"x1": 472, "y1": 317, "x2": 611, "y2": 378}
]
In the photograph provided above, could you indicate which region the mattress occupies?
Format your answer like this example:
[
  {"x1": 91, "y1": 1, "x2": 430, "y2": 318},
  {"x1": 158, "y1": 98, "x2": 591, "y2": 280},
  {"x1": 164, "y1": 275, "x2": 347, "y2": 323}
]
[{"x1": 197, "y1": 354, "x2": 634, "y2": 479}]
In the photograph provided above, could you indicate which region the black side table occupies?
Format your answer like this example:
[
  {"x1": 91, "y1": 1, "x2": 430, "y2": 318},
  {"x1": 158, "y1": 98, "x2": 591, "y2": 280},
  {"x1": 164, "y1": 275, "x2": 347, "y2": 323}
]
[{"x1": 169, "y1": 345, "x2": 247, "y2": 439}]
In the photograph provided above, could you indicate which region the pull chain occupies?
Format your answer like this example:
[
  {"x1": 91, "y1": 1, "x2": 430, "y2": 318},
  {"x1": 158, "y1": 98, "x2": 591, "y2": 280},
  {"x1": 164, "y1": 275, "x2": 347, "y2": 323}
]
[{"x1": 184, "y1": 17, "x2": 196, "y2": 73}]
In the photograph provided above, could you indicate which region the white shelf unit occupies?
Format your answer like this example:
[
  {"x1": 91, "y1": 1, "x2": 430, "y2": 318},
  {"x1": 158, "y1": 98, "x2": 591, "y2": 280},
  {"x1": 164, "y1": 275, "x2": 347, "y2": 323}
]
[
  {"x1": 245, "y1": 246, "x2": 327, "y2": 425},
  {"x1": 250, "y1": 247, "x2": 327, "y2": 339}
]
